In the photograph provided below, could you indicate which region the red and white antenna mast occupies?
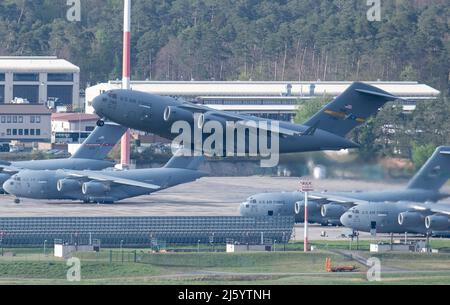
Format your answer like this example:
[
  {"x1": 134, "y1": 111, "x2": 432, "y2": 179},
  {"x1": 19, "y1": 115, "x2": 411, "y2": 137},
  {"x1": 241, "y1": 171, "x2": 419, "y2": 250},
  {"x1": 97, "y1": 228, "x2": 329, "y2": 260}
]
[{"x1": 121, "y1": 0, "x2": 131, "y2": 167}]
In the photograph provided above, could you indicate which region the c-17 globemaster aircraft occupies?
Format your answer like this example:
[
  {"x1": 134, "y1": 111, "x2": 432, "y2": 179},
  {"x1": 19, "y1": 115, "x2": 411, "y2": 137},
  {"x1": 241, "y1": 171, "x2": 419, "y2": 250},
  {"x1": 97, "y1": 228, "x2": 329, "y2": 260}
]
[
  {"x1": 240, "y1": 146, "x2": 450, "y2": 225},
  {"x1": 3, "y1": 150, "x2": 205, "y2": 204},
  {"x1": 92, "y1": 82, "x2": 401, "y2": 159},
  {"x1": 340, "y1": 201, "x2": 450, "y2": 236},
  {"x1": 0, "y1": 122, "x2": 127, "y2": 194}
]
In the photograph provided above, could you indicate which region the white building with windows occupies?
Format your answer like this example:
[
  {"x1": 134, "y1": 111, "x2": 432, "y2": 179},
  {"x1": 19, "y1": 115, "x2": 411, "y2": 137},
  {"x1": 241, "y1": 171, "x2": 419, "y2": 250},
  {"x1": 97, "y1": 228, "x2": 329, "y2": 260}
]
[
  {"x1": 0, "y1": 104, "x2": 52, "y2": 142},
  {"x1": 0, "y1": 56, "x2": 80, "y2": 107}
]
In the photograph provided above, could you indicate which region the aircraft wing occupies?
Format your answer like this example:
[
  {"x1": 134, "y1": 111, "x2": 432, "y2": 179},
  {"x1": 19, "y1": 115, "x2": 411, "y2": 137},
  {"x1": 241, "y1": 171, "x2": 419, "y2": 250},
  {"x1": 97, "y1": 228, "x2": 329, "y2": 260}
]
[
  {"x1": 308, "y1": 191, "x2": 369, "y2": 207},
  {"x1": 66, "y1": 171, "x2": 161, "y2": 190},
  {"x1": 178, "y1": 104, "x2": 302, "y2": 136},
  {"x1": 409, "y1": 203, "x2": 450, "y2": 216}
]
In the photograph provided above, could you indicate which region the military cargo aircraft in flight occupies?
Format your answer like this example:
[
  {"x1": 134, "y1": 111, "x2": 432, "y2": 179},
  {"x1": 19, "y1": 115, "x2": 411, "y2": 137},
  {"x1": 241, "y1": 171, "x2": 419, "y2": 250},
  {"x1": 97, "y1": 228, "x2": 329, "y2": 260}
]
[
  {"x1": 340, "y1": 201, "x2": 450, "y2": 236},
  {"x1": 0, "y1": 123, "x2": 127, "y2": 194},
  {"x1": 240, "y1": 146, "x2": 450, "y2": 225},
  {"x1": 92, "y1": 82, "x2": 401, "y2": 159},
  {"x1": 3, "y1": 150, "x2": 205, "y2": 204}
]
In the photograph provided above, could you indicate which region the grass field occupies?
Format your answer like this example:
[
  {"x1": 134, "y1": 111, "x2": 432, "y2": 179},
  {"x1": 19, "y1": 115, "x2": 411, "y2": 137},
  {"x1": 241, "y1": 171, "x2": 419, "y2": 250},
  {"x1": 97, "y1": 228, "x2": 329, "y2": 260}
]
[{"x1": 0, "y1": 242, "x2": 449, "y2": 285}]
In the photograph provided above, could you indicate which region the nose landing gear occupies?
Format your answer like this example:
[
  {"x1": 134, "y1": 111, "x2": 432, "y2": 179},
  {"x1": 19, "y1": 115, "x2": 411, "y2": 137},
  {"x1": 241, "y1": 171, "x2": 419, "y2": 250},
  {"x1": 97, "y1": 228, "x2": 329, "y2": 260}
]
[
  {"x1": 14, "y1": 198, "x2": 21, "y2": 204},
  {"x1": 96, "y1": 119, "x2": 105, "y2": 127}
]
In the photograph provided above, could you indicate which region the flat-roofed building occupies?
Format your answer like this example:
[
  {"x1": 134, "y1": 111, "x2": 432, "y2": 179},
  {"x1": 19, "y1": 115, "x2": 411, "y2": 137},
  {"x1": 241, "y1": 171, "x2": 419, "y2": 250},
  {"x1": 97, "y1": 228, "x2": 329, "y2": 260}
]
[
  {"x1": 0, "y1": 56, "x2": 80, "y2": 107},
  {"x1": 85, "y1": 81, "x2": 440, "y2": 121},
  {"x1": 0, "y1": 104, "x2": 52, "y2": 142}
]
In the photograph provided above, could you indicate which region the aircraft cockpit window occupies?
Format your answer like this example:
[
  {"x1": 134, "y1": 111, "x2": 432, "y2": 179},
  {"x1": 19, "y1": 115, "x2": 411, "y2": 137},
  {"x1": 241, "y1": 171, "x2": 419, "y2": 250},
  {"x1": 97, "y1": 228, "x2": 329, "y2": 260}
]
[
  {"x1": 102, "y1": 97, "x2": 107, "y2": 102},
  {"x1": 108, "y1": 93, "x2": 117, "y2": 99},
  {"x1": 251, "y1": 199, "x2": 256, "y2": 204}
]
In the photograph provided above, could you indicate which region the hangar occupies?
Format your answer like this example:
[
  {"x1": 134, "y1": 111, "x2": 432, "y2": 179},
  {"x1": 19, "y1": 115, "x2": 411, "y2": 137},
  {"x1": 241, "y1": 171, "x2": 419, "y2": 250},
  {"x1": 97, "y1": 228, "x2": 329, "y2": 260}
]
[{"x1": 0, "y1": 56, "x2": 80, "y2": 107}]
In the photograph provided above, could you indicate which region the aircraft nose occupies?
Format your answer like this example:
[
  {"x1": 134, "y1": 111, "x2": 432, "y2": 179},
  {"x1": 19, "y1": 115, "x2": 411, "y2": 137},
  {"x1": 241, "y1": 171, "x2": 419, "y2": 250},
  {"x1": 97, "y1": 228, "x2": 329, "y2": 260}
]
[
  {"x1": 92, "y1": 95, "x2": 106, "y2": 116},
  {"x1": 340, "y1": 212, "x2": 351, "y2": 227},
  {"x1": 2, "y1": 179, "x2": 13, "y2": 194},
  {"x1": 239, "y1": 202, "x2": 248, "y2": 216}
]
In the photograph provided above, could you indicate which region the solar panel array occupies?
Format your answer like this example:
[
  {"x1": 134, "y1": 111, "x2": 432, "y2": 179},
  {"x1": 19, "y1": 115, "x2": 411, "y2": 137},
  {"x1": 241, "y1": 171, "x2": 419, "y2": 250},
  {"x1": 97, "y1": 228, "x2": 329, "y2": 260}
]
[{"x1": 0, "y1": 216, "x2": 295, "y2": 247}]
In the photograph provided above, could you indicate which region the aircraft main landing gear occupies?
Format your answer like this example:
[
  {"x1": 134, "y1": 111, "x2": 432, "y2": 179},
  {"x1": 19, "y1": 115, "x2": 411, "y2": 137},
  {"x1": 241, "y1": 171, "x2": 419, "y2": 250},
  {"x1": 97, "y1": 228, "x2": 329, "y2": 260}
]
[{"x1": 14, "y1": 198, "x2": 21, "y2": 204}]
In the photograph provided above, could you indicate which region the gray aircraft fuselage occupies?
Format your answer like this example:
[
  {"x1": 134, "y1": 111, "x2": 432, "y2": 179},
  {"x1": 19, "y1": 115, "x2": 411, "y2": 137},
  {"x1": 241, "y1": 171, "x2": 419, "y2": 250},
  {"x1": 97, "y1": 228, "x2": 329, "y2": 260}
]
[
  {"x1": 3, "y1": 168, "x2": 205, "y2": 203},
  {"x1": 0, "y1": 159, "x2": 115, "y2": 192},
  {"x1": 239, "y1": 190, "x2": 448, "y2": 224},
  {"x1": 340, "y1": 202, "x2": 450, "y2": 235},
  {"x1": 92, "y1": 90, "x2": 359, "y2": 154}
]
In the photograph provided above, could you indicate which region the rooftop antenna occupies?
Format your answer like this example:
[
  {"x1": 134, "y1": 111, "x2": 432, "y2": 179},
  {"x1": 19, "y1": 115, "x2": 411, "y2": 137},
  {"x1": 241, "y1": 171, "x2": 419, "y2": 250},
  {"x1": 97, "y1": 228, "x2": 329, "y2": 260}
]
[{"x1": 121, "y1": 0, "x2": 131, "y2": 167}]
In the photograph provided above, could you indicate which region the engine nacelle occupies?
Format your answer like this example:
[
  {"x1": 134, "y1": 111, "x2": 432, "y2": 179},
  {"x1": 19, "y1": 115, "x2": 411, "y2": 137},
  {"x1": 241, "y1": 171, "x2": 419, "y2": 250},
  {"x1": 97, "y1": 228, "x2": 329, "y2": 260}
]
[
  {"x1": 82, "y1": 181, "x2": 110, "y2": 196},
  {"x1": 321, "y1": 204, "x2": 348, "y2": 218},
  {"x1": 297, "y1": 201, "x2": 322, "y2": 217},
  {"x1": 163, "y1": 106, "x2": 194, "y2": 124},
  {"x1": 398, "y1": 212, "x2": 424, "y2": 227},
  {"x1": 0, "y1": 173, "x2": 10, "y2": 193},
  {"x1": 425, "y1": 215, "x2": 450, "y2": 231},
  {"x1": 0, "y1": 173, "x2": 10, "y2": 184},
  {"x1": 197, "y1": 112, "x2": 228, "y2": 129},
  {"x1": 57, "y1": 179, "x2": 82, "y2": 192}
]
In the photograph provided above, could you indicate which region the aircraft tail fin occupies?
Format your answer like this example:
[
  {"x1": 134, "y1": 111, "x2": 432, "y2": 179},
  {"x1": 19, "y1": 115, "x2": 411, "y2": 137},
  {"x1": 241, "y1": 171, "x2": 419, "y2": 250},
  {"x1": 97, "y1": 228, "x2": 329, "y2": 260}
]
[
  {"x1": 407, "y1": 146, "x2": 450, "y2": 191},
  {"x1": 71, "y1": 122, "x2": 127, "y2": 160},
  {"x1": 164, "y1": 150, "x2": 205, "y2": 171},
  {"x1": 303, "y1": 82, "x2": 401, "y2": 137}
]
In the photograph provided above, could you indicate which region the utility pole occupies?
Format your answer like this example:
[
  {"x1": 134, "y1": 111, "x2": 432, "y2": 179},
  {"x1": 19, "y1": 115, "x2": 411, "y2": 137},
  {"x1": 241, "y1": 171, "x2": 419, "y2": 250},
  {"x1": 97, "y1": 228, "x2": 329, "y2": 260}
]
[
  {"x1": 301, "y1": 180, "x2": 314, "y2": 253},
  {"x1": 121, "y1": 0, "x2": 132, "y2": 167}
]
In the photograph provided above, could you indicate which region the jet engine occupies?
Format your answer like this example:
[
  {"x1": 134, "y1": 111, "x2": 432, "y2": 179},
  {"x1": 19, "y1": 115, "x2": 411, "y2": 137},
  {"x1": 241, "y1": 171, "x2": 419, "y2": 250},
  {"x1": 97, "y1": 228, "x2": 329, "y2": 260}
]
[
  {"x1": 197, "y1": 112, "x2": 228, "y2": 129},
  {"x1": 0, "y1": 173, "x2": 10, "y2": 184},
  {"x1": 0, "y1": 173, "x2": 10, "y2": 193},
  {"x1": 82, "y1": 181, "x2": 110, "y2": 196},
  {"x1": 321, "y1": 204, "x2": 348, "y2": 219},
  {"x1": 163, "y1": 106, "x2": 194, "y2": 124},
  {"x1": 57, "y1": 179, "x2": 82, "y2": 192},
  {"x1": 297, "y1": 201, "x2": 322, "y2": 217},
  {"x1": 425, "y1": 215, "x2": 450, "y2": 231},
  {"x1": 398, "y1": 212, "x2": 424, "y2": 227}
]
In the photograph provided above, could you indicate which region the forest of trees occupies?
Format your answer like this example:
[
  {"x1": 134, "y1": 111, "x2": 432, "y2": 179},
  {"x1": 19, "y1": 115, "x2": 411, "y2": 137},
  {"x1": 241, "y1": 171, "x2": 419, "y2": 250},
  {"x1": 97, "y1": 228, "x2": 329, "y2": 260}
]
[
  {"x1": 0, "y1": 0, "x2": 448, "y2": 93},
  {"x1": 0, "y1": 0, "x2": 449, "y2": 164}
]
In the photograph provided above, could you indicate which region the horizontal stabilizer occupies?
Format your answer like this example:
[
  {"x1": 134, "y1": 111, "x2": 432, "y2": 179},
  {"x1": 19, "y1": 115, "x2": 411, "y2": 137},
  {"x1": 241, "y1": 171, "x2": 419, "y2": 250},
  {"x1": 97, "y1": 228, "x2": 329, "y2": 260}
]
[{"x1": 355, "y1": 89, "x2": 401, "y2": 101}]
